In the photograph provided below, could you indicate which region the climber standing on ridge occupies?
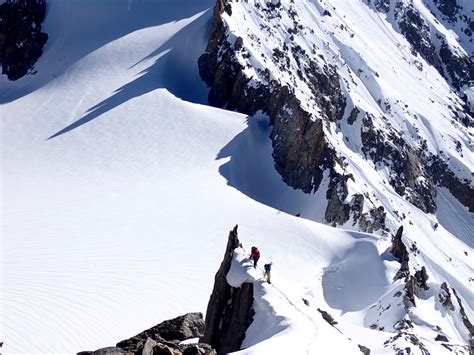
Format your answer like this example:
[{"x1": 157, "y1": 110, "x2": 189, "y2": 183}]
[
  {"x1": 264, "y1": 262, "x2": 272, "y2": 284},
  {"x1": 250, "y1": 246, "x2": 260, "y2": 268}
]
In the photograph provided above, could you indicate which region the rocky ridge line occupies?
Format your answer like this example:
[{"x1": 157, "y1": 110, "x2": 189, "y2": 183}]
[{"x1": 0, "y1": 0, "x2": 48, "y2": 80}]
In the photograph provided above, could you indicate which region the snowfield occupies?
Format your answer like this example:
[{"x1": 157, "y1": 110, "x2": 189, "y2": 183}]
[{"x1": 1, "y1": 0, "x2": 473, "y2": 354}]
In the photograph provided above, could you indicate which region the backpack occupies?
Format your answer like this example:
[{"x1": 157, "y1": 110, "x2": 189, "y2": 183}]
[{"x1": 264, "y1": 263, "x2": 271, "y2": 272}]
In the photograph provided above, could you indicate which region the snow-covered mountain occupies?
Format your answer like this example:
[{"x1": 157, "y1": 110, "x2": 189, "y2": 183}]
[{"x1": 1, "y1": 0, "x2": 472, "y2": 354}]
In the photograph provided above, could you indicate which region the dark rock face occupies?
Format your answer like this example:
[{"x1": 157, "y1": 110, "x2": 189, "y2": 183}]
[
  {"x1": 78, "y1": 313, "x2": 215, "y2": 355},
  {"x1": 435, "y1": 334, "x2": 449, "y2": 342},
  {"x1": 391, "y1": 226, "x2": 410, "y2": 280},
  {"x1": 432, "y1": 0, "x2": 474, "y2": 41},
  {"x1": 451, "y1": 288, "x2": 474, "y2": 340},
  {"x1": 269, "y1": 91, "x2": 332, "y2": 193},
  {"x1": 433, "y1": 0, "x2": 458, "y2": 19},
  {"x1": 438, "y1": 40, "x2": 473, "y2": 91},
  {"x1": 439, "y1": 282, "x2": 455, "y2": 311},
  {"x1": 358, "y1": 206, "x2": 386, "y2": 233},
  {"x1": 361, "y1": 114, "x2": 437, "y2": 214},
  {"x1": 78, "y1": 347, "x2": 128, "y2": 355},
  {"x1": 200, "y1": 225, "x2": 254, "y2": 354},
  {"x1": 317, "y1": 308, "x2": 338, "y2": 326},
  {"x1": 0, "y1": 0, "x2": 48, "y2": 80},
  {"x1": 439, "y1": 283, "x2": 474, "y2": 351},
  {"x1": 395, "y1": 3, "x2": 442, "y2": 73},
  {"x1": 358, "y1": 344, "x2": 371, "y2": 355},
  {"x1": 429, "y1": 156, "x2": 474, "y2": 213}
]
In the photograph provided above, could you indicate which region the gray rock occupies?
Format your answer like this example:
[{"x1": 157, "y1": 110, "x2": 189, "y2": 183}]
[
  {"x1": 358, "y1": 344, "x2": 371, "y2": 355},
  {"x1": 152, "y1": 343, "x2": 175, "y2": 355},
  {"x1": 439, "y1": 282, "x2": 455, "y2": 311},
  {"x1": 116, "y1": 313, "x2": 205, "y2": 352},
  {"x1": 435, "y1": 334, "x2": 449, "y2": 342},
  {"x1": 391, "y1": 227, "x2": 410, "y2": 280},
  {"x1": 77, "y1": 347, "x2": 130, "y2": 355},
  {"x1": 182, "y1": 344, "x2": 216, "y2": 355},
  {"x1": 317, "y1": 308, "x2": 338, "y2": 326},
  {"x1": 0, "y1": 0, "x2": 48, "y2": 80},
  {"x1": 200, "y1": 225, "x2": 254, "y2": 353},
  {"x1": 78, "y1": 313, "x2": 212, "y2": 355}
]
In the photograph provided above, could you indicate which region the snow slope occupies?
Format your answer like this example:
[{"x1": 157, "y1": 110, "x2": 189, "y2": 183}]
[{"x1": 1, "y1": 0, "x2": 473, "y2": 354}]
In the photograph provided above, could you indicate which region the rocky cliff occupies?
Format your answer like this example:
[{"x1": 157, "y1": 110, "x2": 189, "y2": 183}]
[
  {"x1": 0, "y1": 0, "x2": 48, "y2": 80},
  {"x1": 200, "y1": 225, "x2": 254, "y2": 353},
  {"x1": 199, "y1": 0, "x2": 473, "y2": 233}
]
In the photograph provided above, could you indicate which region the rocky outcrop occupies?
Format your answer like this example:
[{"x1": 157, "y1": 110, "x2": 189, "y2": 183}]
[
  {"x1": 200, "y1": 225, "x2": 254, "y2": 353},
  {"x1": 361, "y1": 114, "x2": 437, "y2": 214},
  {"x1": 395, "y1": 3, "x2": 443, "y2": 73},
  {"x1": 116, "y1": 313, "x2": 205, "y2": 350},
  {"x1": 0, "y1": 0, "x2": 48, "y2": 80},
  {"x1": 391, "y1": 226, "x2": 410, "y2": 280},
  {"x1": 429, "y1": 156, "x2": 474, "y2": 212},
  {"x1": 78, "y1": 313, "x2": 215, "y2": 355}
]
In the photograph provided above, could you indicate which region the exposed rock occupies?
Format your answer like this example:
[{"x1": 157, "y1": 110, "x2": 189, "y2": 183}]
[
  {"x1": 438, "y1": 40, "x2": 473, "y2": 91},
  {"x1": 387, "y1": 318, "x2": 430, "y2": 355},
  {"x1": 325, "y1": 172, "x2": 351, "y2": 225},
  {"x1": 78, "y1": 347, "x2": 130, "y2": 355},
  {"x1": 153, "y1": 343, "x2": 175, "y2": 355},
  {"x1": 414, "y1": 266, "x2": 429, "y2": 291},
  {"x1": 395, "y1": 3, "x2": 442, "y2": 73},
  {"x1": 403, "y1": 276, "x2": 420, "y2": 309},
  {"x1": 200, "y1": 225, "x2": 254, "y2": 353},
  {"x1": 452, "y1": 288, "x2": 474, "y2": 339},
  {"x1": 317, "y1": 308, "x2": 338, "y2": 326},
  {"x1": 182, "y1": 344, "x2": 216, "y2": 355},
  {"x1": 0, "y1": 0, "x2": 48, "y2": 80},
  {"x1": 435, "y1": 334, "x2": 449, "y2": 342},
  {"x1": 358, "y1": 344, "x2": 371, "y2": 355},
  {"x1": 199, "y1": 0, "x2": 473, "y2": 231},
  {"x1": 439, "y1": 282, "x2": 455, "y2": 311},
  {"x1": 433, "y1": 0, "x2": 459, "y2": 19},
  {"x1": 79, "y1": 313, "x2": 213, "y2": 355},
  {"x1": 358, "y1": 205, "x2": 386, "y2": 233},
  {"x1": 116, "y1": 313, "x2": 205, "y2": 351},
  {"x1": 429, "y1": 156, "x2": 474, "y2": 212},
  {"x1": 362, "y1": 113, "x2": 439, "y2": 213},
  {"x1": 347, "y1": 106, "x2": 360, "y2": 125},
  {"x1": 391, "y1": 226, "x2": 410, "y2": 280}
]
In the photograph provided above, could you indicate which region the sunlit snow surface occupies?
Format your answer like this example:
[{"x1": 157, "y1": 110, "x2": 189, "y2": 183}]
[{"x1": 1, "y1": 0, "x2": 473, "y2": 354}]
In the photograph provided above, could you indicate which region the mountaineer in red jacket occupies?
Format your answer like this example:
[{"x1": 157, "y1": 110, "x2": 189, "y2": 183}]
[{"x1": 250, "y1": 246, "x2": 260, "y2": 268}]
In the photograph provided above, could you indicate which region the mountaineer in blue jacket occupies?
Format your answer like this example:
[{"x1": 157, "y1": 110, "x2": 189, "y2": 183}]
[{"x1": 264, "y1": 262, "x2": 273, "y2": 284}]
